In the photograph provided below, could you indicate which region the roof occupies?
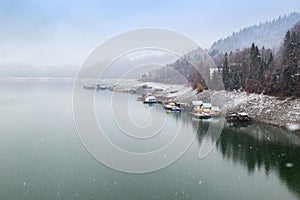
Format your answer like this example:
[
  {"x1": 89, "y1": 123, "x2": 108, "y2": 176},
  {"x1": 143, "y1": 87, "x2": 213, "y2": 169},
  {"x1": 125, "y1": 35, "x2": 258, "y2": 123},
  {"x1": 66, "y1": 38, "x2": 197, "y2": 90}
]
[
  {"x1": 212, "y1": 107, "x2": 221, "y2": 112},
  {"x1": 203, "y1": 103, "x2": 212, "y2": 108},
  {"x1": 192, "y1": 101, "x2": 203, "y2": 106},
  {"x1": 238, "y1": 112, "x2": 248, "y2": 116},
  {"x1": 145, "y1": 96, "x2": 156, "y2": 100}
]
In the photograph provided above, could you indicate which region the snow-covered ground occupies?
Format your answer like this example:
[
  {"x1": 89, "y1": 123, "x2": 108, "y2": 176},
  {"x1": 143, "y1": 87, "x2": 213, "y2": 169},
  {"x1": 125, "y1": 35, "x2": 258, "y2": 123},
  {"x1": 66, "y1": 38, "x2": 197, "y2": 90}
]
[
  {"x1": 196, "y1": 90, "x2": 300, "y2": 130},
  {"x1": 104, "y1": 79, "x2": 300, "y2": 131}
]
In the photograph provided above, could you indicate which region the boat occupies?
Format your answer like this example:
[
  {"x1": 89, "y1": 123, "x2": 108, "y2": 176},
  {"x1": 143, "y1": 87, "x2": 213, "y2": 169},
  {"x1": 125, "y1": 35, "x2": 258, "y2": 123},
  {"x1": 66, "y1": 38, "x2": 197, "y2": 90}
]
[
  {"x1": 143, "y1": 95, "x2": 157, "y2": 104},
  {"x1": 191, "y1": 101, "x2": 215, "y2": 119},
  {"x1": 226, "y1": 112, "x2": 251, "y2": 122},
  {"x1": 192, "y1": 101, "x2": 212, "y2": 112},
  {"x1": 136, "y1": 96, "x2": 144, "y2": 101},
  {"x1": 96, "y1": 84, "x2": 106, "y2": 90},
  {"x1": 83, "y1": 85, "x2": 96, "y2": 90},
  {"x1": 164, "y1": 103, "x2": 182, "y2": 112},
  {"x1": 191, "y1": 111, "x2": 212, "y2": 119},
  {"x1": 211, "y1": 107, "x2": 221, "y2": 117},
  {"x1": 141, "y1": 85, "x2": 153, "y2": 90}
]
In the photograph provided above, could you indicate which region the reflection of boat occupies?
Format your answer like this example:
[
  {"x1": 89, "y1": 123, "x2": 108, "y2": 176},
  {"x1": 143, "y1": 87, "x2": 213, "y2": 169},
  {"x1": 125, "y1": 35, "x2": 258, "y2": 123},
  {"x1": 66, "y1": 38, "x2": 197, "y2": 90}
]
[
  {"x1": 164, "y1": 103, "x2": 182, "y2": 112},
  {"x1": 145, "y1": 103, "x2": 156, "y2": 107},
  {"x1": 226, "y1": 112, "x2": 251, "y2": 122},
  {"x1": 143, "y1": 96, "x2": 157, "y2": 104}
]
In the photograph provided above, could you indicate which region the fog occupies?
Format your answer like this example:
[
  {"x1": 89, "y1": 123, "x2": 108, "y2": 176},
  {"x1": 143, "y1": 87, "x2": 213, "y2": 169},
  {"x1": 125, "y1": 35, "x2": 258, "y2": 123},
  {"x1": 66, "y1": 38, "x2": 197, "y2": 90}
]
[{"x1": 0, "y1": 0, "x2": 299, "y2": 77}]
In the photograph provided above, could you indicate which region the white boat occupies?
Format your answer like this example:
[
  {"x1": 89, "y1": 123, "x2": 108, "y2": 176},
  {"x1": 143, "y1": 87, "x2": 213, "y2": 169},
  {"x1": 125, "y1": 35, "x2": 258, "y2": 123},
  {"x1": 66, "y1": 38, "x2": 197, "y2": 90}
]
[
  {"x1": 164, "y1": 103, "x2": 182, "y2": 112},
  {"x1": 96, "y1": 84, "x2": 106, "y2": 90},
  {"x1": 143, "y1": 96, "x2": 157, "y2": 104}
]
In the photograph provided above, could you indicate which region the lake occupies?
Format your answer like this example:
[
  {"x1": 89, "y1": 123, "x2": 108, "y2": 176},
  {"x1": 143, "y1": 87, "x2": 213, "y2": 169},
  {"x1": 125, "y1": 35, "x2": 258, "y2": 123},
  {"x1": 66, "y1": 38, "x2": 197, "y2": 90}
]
[{"x1": 0, "y1": 81, "x2": 300, "y2": 200}]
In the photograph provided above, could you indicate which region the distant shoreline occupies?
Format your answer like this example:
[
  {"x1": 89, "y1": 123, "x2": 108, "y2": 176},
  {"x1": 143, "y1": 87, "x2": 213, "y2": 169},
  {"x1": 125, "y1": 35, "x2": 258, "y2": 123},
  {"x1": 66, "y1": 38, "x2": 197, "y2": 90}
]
[
  {"x1": 0, "y1": 77, "x2": 75, "y2": 81},
  {"x1": 5, "y1": 77, "x2": 298, "y2": 132}
]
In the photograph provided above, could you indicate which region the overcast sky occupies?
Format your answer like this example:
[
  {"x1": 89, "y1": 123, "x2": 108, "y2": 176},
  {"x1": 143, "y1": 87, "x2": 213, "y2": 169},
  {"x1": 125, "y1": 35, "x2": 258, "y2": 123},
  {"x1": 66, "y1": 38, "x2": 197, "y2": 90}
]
[{"x1": 0, "y1": 0, "x2": 300, "y2": 67}]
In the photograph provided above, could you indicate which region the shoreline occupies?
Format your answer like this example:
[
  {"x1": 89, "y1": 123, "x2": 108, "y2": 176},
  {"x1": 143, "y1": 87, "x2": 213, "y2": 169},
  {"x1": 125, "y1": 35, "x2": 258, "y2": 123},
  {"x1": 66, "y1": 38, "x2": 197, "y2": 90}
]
[{"x1": 105, "y1": 79, "x2": 300, "y2": 132}]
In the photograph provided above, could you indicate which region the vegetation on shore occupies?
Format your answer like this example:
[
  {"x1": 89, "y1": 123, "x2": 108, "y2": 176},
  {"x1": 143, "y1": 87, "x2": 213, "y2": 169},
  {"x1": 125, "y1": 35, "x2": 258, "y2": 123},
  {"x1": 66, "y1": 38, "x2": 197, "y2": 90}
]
[{"x1": 211, "y1": 21, "x2": 300, "y2": 98}]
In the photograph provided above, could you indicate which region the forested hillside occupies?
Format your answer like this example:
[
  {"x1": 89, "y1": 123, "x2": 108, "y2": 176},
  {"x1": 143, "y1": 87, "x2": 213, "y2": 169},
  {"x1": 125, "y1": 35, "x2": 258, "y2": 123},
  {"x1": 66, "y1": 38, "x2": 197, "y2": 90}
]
[
  {"x1": 211, "y1": 21, "x2": 300, "y2": 97},
  {"x1": 141, "y1": 14, "x2": 300, "y2": 98},
  {"x1": 140, "y1": 48, "x2": 212, "y2": 92},
  {"x1": 210, "y1": 12, "x2": 300, "y2": 54}
]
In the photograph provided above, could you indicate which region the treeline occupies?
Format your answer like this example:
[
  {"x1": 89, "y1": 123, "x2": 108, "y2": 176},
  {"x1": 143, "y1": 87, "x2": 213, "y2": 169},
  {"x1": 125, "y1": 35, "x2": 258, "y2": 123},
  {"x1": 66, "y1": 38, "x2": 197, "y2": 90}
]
[
  {"x1": 210, "y1": 12, "x2": 300, "y2": 54},
  {"x1": 211, "y1": 21, "x2": 300, "y2": 97}
]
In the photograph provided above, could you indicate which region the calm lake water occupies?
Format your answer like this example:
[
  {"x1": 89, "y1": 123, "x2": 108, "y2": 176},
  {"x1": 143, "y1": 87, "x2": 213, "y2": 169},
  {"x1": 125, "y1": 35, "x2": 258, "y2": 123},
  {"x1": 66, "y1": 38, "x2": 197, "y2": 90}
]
[{"x1": 1, "y1": 81, "x2": 300, "y2": 200}]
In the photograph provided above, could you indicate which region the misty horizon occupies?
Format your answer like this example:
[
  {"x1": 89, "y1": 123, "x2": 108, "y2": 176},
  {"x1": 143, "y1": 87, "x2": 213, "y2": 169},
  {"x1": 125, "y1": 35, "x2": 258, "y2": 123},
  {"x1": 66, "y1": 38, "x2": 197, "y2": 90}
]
[{"x1": 1, "y1": 0, "x2": 300, "y2": 68}]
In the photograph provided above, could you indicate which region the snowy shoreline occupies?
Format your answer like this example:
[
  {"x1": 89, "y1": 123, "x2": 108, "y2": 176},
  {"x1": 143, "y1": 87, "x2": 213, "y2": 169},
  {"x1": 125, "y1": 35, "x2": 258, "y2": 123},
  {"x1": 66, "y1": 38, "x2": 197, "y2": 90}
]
[{"x1": 105, "y1": 79, "x2": 300, "y2": 131}]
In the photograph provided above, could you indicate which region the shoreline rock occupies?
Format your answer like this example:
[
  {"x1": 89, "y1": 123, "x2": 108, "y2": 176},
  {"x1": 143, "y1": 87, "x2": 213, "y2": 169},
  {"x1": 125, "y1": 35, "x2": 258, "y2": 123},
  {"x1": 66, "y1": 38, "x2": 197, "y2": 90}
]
[{"x1": 105, "y1": 79, "x2": 300, "y2": 132}]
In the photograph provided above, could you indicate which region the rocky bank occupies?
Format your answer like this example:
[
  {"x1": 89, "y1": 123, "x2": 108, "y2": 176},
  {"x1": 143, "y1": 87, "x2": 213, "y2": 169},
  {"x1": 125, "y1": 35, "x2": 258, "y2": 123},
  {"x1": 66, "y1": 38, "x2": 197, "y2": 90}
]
[{"x1": 104, "y1": 79, "x2": 300, "y2": 131}]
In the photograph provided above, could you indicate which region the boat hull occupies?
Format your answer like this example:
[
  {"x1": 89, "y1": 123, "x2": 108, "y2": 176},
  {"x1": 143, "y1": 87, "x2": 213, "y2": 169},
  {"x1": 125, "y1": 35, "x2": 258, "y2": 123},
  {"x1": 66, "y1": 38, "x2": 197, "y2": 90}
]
[
  {"x1": 193, "y1": 115, "x2": 212, "y2": 119},
  {"x1": 143, "y1": 101, "x2": 157, "y2": 104},
  {"x1": 226, "y1": 113, "x2": 252, "y2": 123},
  {"x1": 191, "y1": 112, "x2": 212, "y2": 119}
]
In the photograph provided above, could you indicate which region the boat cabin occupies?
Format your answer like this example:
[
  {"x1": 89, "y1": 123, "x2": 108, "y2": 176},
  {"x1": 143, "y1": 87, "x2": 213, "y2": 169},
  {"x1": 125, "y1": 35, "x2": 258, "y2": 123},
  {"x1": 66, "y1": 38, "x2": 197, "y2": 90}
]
[
  {"x1": 192, "y1": 101, "x2": 213, "y2": 114},
  {"x1": 141, "y1": 85, "x2": 153, "y2": 90},
  {"x1": 227, "y1": 112, "x2": 251, "y2": 122},
  {"x1": 192, "y1": 101, "x2": 203, "y2": 111},
  {"x1": 212, "y1": 107, "x2": 221, "y2": 116},
  {"x1": 96, "y1": 84, "x2": 106, "y2": 90},
  {"x1": 144, "y1": 96, "x2": 157, "y2": 104}
]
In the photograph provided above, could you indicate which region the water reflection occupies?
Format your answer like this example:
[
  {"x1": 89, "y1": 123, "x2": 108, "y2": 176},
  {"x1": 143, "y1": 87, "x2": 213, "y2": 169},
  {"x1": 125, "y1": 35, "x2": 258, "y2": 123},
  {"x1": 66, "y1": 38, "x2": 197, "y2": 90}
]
[
  {"x1": 1, "y1": 82, "x2": 299, "y2": 200},
  {"x1": 194, "y1": 120, "x2": 300, "y2": 197}
]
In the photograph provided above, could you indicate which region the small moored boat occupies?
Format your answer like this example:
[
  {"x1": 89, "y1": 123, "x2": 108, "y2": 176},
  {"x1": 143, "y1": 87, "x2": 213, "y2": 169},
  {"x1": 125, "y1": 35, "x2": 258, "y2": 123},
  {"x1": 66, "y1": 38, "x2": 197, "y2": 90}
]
[
  {"x1": 191, "y1": 111, "x2": 212, "y2": 119},
  {"x1": 96, "y1": 84, "x2": 106, "y2": 90},
  {"x1": 226, "y1": 112, "x2": 251, "y2": 122},
  {"x1": 83, "y1": 85, "x2": 96, "y2": 90},
  {"x1": 164, "y1": 103, "x2": 182, "y2": 112},
  {"x1": 211, "y1": 107, "x2": 221, "y2": 117},
  {"x1": 143, "y1": 96, "x2": 157, "y2": 104}
]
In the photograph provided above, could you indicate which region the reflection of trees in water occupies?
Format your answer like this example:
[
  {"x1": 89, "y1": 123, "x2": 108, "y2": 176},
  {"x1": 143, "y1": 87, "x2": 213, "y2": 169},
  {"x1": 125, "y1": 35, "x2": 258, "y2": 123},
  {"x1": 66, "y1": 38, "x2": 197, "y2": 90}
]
[
  {"x1": 212, "y1": 124, "x2": 300, "y2": 197},
  {"x1": 156, "y1": 107, "x2": 300, "y2": 197},
  {"x1": 165, "y1": 110, "x2": 196, "y2": 128},
  {"x1": 194, "y1": 120, "x2": 209, "y2": 144},
  {"x1": 192, "y1": 119, "x2": 222, "y2": 146}
]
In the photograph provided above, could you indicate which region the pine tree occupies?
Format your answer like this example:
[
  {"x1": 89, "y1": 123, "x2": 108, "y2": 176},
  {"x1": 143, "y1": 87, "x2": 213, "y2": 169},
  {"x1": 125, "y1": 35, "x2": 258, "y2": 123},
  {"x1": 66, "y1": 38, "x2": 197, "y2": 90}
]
[
  {"x1": 231, "y1": 69, "x2": 240, "y2": 90},
  {"x1": 211, "y1": 70, "x2": 223, "y2": 90},
  {"x1": 249, "y1": 43, "x2": 260, "y2": 78},
  {"x1": 281, "y1": 30, "x2": 299, "y2": 95},
  {"x1": 268, "y1": 69, "x2": 281, "y2": 95},
  {"x1": 267, "y1": 52, "x2": 274, "y2": 68},
  {"x1": 256, "y1": 59, "x2": 266, "y2": 93},
  {"x1": 222, "y1": 53, "x2": 230, "y2": 90}
]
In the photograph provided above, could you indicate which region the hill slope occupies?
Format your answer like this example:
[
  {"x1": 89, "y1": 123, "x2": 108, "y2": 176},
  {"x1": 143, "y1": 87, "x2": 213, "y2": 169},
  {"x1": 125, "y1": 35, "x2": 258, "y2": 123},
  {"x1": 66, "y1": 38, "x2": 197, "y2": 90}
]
[
  {"x1": 140, "y1": 48, "x2": 214, "y2": 87},
  {"x1": 210, "y1": 12, "x2": 300, "y2": 53}
]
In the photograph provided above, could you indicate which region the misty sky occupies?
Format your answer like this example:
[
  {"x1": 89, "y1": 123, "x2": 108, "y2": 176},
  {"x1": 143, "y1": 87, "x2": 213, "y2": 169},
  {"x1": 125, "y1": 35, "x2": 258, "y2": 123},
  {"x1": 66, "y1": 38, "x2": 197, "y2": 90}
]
[{"x1": 1, "y1": 0, "x2": 300, "y2": 67}]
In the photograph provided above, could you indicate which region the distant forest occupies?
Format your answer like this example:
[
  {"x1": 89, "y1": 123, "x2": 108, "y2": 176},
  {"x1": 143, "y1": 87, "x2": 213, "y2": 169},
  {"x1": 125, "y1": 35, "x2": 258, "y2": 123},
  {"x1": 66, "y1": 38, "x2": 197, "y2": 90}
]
[
  {"x1": 210, "y1": 12, "x2": 300, "y2": 53},
  {"x1": 210, "y1": 21, "x2": 300, "y2": 97},
  {"x1": 140, "y1": 14, "x2": 300, "y2": 98}
]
